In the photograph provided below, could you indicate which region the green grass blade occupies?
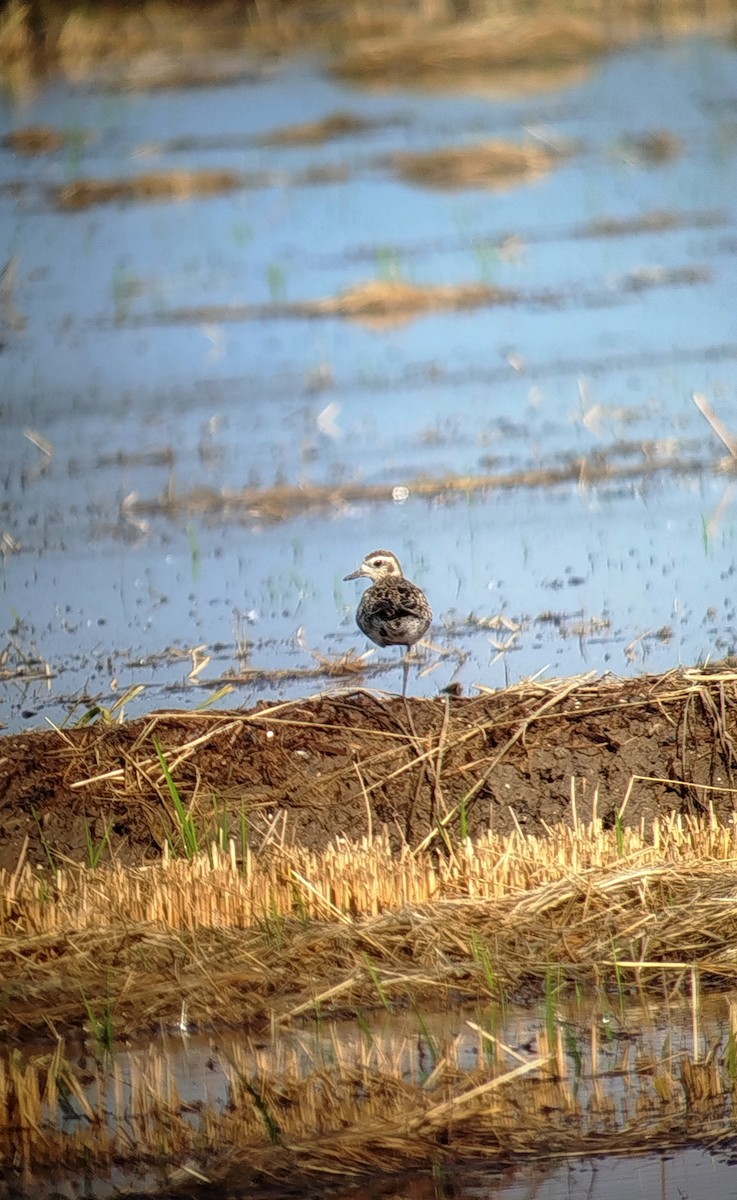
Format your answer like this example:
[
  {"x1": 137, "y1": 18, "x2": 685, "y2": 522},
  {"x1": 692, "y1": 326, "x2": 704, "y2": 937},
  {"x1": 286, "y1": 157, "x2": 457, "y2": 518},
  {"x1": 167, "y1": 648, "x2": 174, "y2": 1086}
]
[{"x1": 154, "y1": 737, "x2": 199, "y2": 859}]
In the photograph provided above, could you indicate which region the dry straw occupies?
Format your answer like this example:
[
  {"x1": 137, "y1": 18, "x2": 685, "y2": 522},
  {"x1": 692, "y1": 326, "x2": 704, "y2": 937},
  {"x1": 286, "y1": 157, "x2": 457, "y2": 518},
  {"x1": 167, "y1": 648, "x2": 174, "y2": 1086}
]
[
  {"x1": 4, "y1": 807, "x2": 737, "y2": 1038},
  {"x1": 393, "y1": 140, "x2": 562, "y2": 191},
  {"x1": 4, "y1": 803, "x2": 737, "y2": 936},
  {"x1": 4, "y1": 667, "x2": 737, "y2": 1039}
]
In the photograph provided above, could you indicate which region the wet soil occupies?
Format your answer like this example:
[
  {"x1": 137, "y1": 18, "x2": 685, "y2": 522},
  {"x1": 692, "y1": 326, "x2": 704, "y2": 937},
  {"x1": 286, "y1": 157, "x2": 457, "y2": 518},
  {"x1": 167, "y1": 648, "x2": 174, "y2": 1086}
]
[{"x1": 2, "y1": 667, "x2": 736, "y2": 871}]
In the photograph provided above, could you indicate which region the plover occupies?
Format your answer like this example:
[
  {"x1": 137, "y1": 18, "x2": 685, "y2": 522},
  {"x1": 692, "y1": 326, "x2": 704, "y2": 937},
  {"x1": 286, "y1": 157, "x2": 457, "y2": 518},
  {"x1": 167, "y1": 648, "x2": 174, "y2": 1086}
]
[{"x1": 344, "y1": 548, "x2": 432, "y2": 695}]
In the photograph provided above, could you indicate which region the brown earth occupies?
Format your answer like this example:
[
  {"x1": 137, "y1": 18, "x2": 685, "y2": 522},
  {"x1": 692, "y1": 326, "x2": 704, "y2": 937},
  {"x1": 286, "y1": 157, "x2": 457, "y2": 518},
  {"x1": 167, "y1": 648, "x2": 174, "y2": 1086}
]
[{"x1": 2, "y1": 668, "x2": 737, "y2": 872}]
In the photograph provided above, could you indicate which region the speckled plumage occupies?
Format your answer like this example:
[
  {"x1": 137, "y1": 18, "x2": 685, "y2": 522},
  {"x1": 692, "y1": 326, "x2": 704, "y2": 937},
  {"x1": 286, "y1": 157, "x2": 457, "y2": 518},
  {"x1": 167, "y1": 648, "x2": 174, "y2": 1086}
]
[{"x1": 344, "y1": 549, "x2": 432, "y2": 694}]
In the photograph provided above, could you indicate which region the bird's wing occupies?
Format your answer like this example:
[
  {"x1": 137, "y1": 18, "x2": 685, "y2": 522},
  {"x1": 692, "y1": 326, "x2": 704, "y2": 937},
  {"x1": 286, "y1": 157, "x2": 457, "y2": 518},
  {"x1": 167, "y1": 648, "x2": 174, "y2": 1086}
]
[{"x1": 374, "y1": 582, "x2": 427, "y2": 621}]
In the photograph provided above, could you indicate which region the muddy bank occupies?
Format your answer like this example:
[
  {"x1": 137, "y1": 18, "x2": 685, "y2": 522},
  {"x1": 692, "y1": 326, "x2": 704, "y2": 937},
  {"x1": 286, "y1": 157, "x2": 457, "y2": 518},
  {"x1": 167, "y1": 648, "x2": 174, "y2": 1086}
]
[
  {"x1": 2, "y1": 667, "x2": 737, "y2": 871},
  {"x1": 4, "y1": 667, "x2": 737, "y2": 1196}
]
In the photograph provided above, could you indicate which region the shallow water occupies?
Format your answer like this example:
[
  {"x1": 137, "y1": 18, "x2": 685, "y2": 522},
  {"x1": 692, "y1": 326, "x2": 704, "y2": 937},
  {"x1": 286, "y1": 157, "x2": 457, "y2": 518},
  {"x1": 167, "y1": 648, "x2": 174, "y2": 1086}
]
[
  {"x1": 429, "y1": 1151, "x2": 737, "y2": 1200},
  {"x1": 23, "y1": 988, "x2": 737, "y2": 1198},
  {"x1": 2, "y1": 40, "x2": 737, "y2": 730},
  {"x1": 29, "y1": 1149, "x2": 737, "y2": 1200}
]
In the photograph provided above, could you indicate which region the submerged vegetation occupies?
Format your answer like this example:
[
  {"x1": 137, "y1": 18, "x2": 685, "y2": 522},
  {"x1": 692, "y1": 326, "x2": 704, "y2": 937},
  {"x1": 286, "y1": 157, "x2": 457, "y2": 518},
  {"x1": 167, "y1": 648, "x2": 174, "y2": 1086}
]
[
  {"x1": 113, "y1": 439, "x2": 714, "y2": 521},
  {"x1": 2, "y1": 986, "x2": 736, "y2": 1191}
]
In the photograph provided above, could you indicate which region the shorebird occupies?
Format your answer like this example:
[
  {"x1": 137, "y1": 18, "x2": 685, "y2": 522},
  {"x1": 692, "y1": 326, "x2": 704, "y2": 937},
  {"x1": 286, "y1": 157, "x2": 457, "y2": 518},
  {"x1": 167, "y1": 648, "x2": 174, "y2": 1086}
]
[{"x1": 343, "y1": 548, "x2": 432, "y2": 696}]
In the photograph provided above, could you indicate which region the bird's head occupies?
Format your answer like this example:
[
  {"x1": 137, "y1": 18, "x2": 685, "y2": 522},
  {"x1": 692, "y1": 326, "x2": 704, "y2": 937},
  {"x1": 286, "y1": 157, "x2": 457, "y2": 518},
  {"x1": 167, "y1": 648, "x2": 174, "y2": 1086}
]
[{"x1": 344, "y1": 549, "x2": 403, "y2": 583}]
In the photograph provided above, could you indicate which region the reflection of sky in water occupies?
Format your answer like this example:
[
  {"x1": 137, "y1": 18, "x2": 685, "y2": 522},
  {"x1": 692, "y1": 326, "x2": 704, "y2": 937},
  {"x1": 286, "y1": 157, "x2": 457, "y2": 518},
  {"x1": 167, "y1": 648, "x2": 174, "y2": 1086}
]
[
  {"x1": 36, "y1": 990, "x2": 737, "y2": 1198},
  {"x1": 460, "y1": 1152, "x2": 737, "y2": 1200},
  {"x1": 2, "y1": 40, "x2": 737, "y2": 728}
]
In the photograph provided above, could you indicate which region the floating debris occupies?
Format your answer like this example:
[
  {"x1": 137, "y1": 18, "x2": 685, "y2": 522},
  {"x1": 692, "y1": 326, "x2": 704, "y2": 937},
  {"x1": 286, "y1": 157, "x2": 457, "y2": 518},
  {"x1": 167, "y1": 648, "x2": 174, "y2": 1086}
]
[
  {"x1": 3, "y1": 124, "x2": 67, "y2": 155},
  {"x1": 54, "y1": 162, "x2": 350, "y2": 209},
  {"x1": 617, "y1": 263, "x2": 711, "y2": 292},
  {"x1": 617, "y1": 129, "x2": 684, "y2": 165},
  {"x1": 119, "y1": 444, "x2": 715, "y2": 523},
  {"x1": 580, "y1": 207, "x2": 726, "y2": 238}
]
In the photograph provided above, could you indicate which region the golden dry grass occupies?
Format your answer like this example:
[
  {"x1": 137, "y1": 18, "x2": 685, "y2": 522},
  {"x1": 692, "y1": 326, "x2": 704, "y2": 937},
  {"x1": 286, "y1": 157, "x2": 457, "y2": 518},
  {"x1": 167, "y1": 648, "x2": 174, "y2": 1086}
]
[
  {"x1": 232, "y1": 0, "x2": 737, "y2": 63},
  {"x1": 304, "y1": 278, "x2": 518, "y2": 326},
  {"x1": 4, "y1": 807, "x2": 737, "y2": 935},
  {"x1": 55, "y1": 168, "x2": 241, "y2": 210},
  {"x1": 55, "y1": 2, "x2": 254, "y2": 81},
  {"x1": 393, "y1": 139, "x2": 563, "y2": 191},
  {"x1": 5, "y1": 811, "x2": 737, "y2": 1039},
  {"x1": 3, "y1": 0, "x2": 736, "y2": 94},
  {"x1": 332, "y1": 14, "x2": 615, "y2": 85}
]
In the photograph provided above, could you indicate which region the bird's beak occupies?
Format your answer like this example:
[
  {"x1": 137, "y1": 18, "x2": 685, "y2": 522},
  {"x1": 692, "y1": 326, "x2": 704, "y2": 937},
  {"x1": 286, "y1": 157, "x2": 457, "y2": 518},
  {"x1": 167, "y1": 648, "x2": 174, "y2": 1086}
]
[{"x1": 343, "y1": 568, "x2": 363, "y2": 581}]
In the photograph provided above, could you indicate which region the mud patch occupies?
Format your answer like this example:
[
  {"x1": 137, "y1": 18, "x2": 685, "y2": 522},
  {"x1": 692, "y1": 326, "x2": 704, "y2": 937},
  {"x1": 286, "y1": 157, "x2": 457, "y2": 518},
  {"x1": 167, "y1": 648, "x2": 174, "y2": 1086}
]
[{"x1": 2, "y1": 667, "x2": 737, "y2": 871}]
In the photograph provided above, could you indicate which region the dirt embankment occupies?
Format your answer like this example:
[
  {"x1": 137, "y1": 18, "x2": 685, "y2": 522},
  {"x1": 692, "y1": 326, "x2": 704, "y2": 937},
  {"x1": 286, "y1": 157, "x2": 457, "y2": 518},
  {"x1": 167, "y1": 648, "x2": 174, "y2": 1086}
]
[{"x1": 2, "y1": 668, "x2": 736, "y2": 871}]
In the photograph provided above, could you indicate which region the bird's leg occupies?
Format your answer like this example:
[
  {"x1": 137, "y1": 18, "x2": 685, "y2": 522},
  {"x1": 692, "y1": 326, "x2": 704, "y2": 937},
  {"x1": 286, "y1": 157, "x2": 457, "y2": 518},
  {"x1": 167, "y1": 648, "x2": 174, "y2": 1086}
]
[{"x1": 401, "y1": 652, "x2": 410, "y2": 698}]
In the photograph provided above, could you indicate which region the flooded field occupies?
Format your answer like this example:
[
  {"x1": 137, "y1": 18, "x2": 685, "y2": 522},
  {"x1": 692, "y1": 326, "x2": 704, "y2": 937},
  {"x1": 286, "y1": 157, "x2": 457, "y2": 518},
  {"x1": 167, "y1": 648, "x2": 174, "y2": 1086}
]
[
  {"x1": 4, "y1": 6, "x2": 737, "y2": 1198},
  {"x1": 2, "y1": 25, "x2": 737, "y2": 729}
]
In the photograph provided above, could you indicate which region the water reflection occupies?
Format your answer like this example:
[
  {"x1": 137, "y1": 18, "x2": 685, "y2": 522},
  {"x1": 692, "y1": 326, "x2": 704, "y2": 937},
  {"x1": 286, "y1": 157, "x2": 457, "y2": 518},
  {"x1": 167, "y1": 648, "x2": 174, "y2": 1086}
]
[{"x1": 11, "y1": 989, "x2": 736, "y2": 1198}]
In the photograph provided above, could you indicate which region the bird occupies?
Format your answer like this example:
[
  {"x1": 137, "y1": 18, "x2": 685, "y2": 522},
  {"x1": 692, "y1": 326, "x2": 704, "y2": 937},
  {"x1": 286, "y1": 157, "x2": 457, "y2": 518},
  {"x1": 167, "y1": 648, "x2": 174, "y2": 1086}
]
[{"x1": 343, "y1": 548, "x2": 432, "y2": 696}]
